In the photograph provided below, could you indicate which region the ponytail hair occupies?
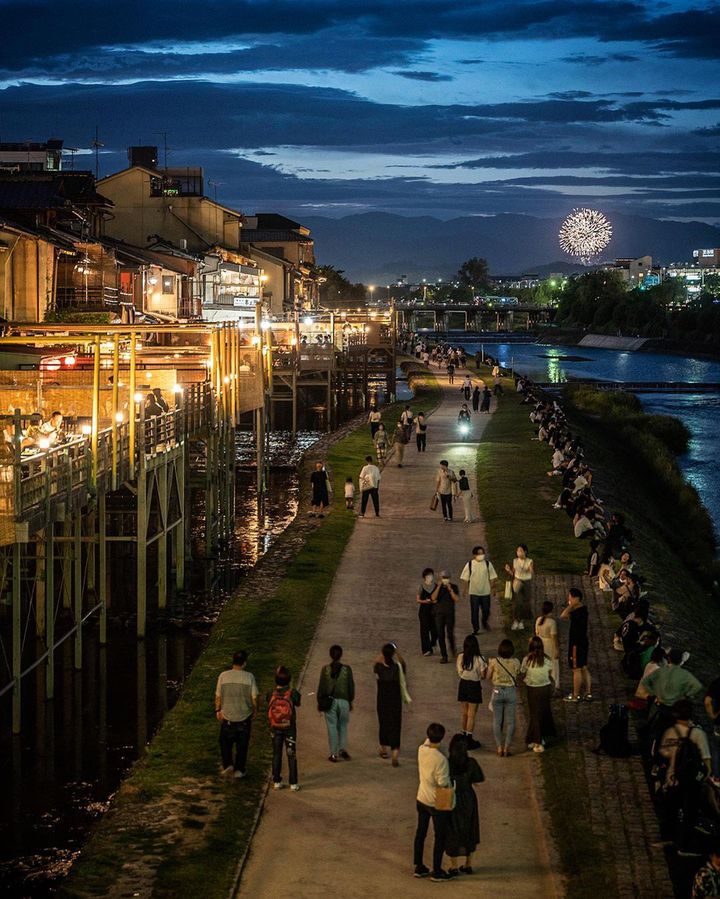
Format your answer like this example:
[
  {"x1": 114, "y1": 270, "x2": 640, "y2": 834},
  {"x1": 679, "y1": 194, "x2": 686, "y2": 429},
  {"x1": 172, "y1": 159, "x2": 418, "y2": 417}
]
[{"x1": 538, "y1": 600, "x2": 554, "y2": 627}]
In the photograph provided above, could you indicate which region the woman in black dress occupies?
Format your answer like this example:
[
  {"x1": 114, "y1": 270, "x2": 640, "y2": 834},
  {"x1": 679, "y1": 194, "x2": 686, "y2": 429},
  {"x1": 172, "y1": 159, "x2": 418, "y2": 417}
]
[
  {"x1": 374, "y1": 643, "x2": 407, "y2": 767},
  {"x1": 472, "y1": 385, "x2": 481, "y2": 412},
  {"x1": 480, "y1": 387, "x2": 492, "y2": 413},
  {"x1": 310, "y1": 461, "x2": 330, "y2": 517},
  {"x1": 446, "y1": 734, "x2": 484, "y2": 875}
]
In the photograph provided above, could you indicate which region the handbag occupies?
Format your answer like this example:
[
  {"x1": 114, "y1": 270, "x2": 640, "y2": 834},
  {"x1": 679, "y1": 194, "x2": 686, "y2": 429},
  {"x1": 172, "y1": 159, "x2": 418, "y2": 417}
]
[
  {"x1": 435, "y1": 782, "x2": 456, "y2": 812},
  {"x1": 430, "y1": 493, "x2": 439, "y2": 512},
  {"x1": 504, "y1": 580, "x2": 513, "y2": 600}
]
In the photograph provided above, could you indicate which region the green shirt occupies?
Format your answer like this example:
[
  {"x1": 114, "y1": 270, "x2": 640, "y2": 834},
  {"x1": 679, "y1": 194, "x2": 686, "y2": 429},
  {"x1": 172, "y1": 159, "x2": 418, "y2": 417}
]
[
  {"x1": 641, "y1": 665, "x2": 704, "y2": 706},
  {"x1": 317, "y1": 664, "x2": 355, "y2": 703}
]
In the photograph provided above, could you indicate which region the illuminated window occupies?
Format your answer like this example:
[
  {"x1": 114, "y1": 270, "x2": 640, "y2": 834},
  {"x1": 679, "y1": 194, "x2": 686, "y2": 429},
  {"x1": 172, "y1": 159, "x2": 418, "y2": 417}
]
[{"x1": 162, "y1": 275, "x2": 175, "y2": 294}]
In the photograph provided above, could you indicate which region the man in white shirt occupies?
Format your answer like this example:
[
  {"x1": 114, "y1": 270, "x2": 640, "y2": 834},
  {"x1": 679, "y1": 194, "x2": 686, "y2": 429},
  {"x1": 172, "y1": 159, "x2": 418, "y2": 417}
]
[
  {"x1": 460, "y1": 545, "x2": 498, "y2": 634},
  {"x1": 358, "y1": 455, "x2": 381, "y2": 517},
  {"x1": 215, "y1": 650, "x2": 259, "y2": 778},
  {"x1": 435, "y1": 460, "x2": 456, "y2": 522},
  {"x1": 413, "y1": 723, "x2": 454, "y2": 882}
]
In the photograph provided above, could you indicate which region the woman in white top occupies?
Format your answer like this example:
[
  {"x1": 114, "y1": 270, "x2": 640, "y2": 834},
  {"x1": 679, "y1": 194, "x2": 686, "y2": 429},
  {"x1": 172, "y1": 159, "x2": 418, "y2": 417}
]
[
  {"x1": 486, "y1": 639, "x2": 522, "y2": 756},
  {"x1": 535, "y1": 600, "x2": 559, "y2": 689},
  {"x1": 520, "y1": 636, "x2": 556, "y2": 753},
  {"x1": 504, "y1": 544, "x2": 534, "y2": 632},
  {"x1": 368, "y1": 407, "x2": 382, "y2": 439},
  {"x1": 456, "y1": 635, "x2": 487, "y2": 750}
]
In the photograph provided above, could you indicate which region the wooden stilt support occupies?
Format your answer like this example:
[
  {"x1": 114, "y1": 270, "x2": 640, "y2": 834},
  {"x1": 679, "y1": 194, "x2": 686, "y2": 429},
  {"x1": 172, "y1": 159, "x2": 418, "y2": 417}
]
[
  {"x1": 73, "y1": 513, "x2": 82, "y2": 670},
  {"x1": 12, "y1": 541, "x2": 21, "y2": 734},
  {"x1": 62, "y1": 517, "x2": 72, "y2": 610},
  {"x1": 45, "y1": 523, "x2": 54, "y2": 699},
  {"x1": 35, "y1": 533, "x2": 46, "y2": 639},
  {"x1": 157, "y1": 463, "x2": 168, "y2": 610},
  {"x1": 98, "y1": 492, "x2": 107, "y2": 646}
]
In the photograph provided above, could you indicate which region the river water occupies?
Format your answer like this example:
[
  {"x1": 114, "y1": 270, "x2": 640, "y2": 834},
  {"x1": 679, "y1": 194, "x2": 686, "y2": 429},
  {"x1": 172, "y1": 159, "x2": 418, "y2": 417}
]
[
  {"x1": 460, "y1": 339, "x2": 720, "y2": 539},
  {"x1": 0, "y1": 433, "x2": 320, "y2": 897}
]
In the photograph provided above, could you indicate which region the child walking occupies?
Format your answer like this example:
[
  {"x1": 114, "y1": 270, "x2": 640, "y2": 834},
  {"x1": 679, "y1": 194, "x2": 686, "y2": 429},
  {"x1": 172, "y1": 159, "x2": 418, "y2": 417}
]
[
  {"x1": 344, "y1": 477, "x2": 355, "y2": 511},
  {"x1": 458, "y1": 469, "x2": 474, "y2": 523},
  {"x1": 267, "y1": 666, "x2": 302, "y2": 791}
]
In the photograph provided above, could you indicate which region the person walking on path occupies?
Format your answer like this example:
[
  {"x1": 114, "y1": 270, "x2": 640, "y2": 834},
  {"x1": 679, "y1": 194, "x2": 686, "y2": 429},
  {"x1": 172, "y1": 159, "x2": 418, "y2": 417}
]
[
  {"x1": 461, "y1": 375, "x2": 472, "y2": 400},
  {"x1": 415, "y1": 412, "x2": 428, "y2": 453},
  {"x1": 215, "y1": 650, "x2": 258, "y2": 779},
  {"x1": 368, "y1": 406, "x2": 382, "y2": 439},
  {"x1": 457, "y1": 469, "x2": 474, "y2": 523},
  {"x1": 535, "y1": 600, "x2": 560, "y2": 689},
  {"x1": 417, "y1": 568, "x2": 438, "y2": 656},
  {"x1": 472, "y1": 384, "x2": 481, "y2": 412},
  {"x1": 359, "y1": 455, "x2": 381, "y2": 517},
  {"x1": 344, "y1": 477, "x2": 355, "y2": 511},
  {"x1": 505, "y1": 544, "x2": 534, "y2": 631},
  {"x1": 374, "y1": 642, "x2": 410, "y2": 767},
  {"x1": 456, "y1": 634, "x2": 487, "y2": 749},
  {"x1": 413, "y1": 722, "x2": 454, "y2": 882},
  {"x1": 480, "y1": 386, "x2": 492, "y2": 413},
  {"x1": 317, "y1": 645, "x2": 355, "y2": 763},
  {"x1": 447, "y1": 361, "x2": 455, "y2": 384},
  {"x1": 445, "y1": 734, "x2": 485, "y2": 876},
  {"x1": 436, "y1": 459, "x2": 457, "y2": 522},
  {"x1": 373, "y1": 423, "x2": 388, "y2": 465},
  {"x1": 460, "y1": 546, "x2": 498, "y2": 635},
  {"x1": 431, "y1": 570, "x2": 459, "y2": 663},
  {"x1": 521, "y1": 636, "x2": 556, "y2": 753},
  {"x1": 400, "y1": 405, "x2": 414, "y2": 440},
  {"x1": 310, "y1": 461, "x2": 331, "y2": 517},
  {"x1": 560, "y1": 587, "x2": 593, "y2": 702},
  {"x1": 486, "y1": 639, "x2": 521, "y2": 756},
  {"x1": 393, "y1": 420, "x2": 408, "y2": 468},
  {"x1": 267, "y1": 665, "x2": 302, "y2": 791}
]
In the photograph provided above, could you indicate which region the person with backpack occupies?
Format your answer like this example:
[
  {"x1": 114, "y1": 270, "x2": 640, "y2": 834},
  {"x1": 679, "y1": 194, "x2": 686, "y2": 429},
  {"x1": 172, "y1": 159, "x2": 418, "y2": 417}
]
[
  {"x1": 214, "y1": 650, "x2": 258, "y2": 779},
  {"x1": 460, "y1": 545, "x2": 498, "y2": 635},
  {"x1": 659, "y1": 699, "x2": 711, "y2": 855},
  {"x1": 435, "y1": 460, "x2": 457, "y2": 522},
  {"x1": 267, "y1": 666, "x2": 302, "y2": 791},
  {"x1": 486, "y1": 639, "x2": 521, "y2": 756},
  {"x1": 317, "y1": 645, "x2": 355, "y2": 763},
  {"x1": 400, "y1": 405, "x2": 414, "y2": 440}
]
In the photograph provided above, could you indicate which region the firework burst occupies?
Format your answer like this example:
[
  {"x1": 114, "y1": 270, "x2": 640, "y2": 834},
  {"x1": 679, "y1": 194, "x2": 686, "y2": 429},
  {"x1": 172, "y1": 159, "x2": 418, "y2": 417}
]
[{"x1": 559, "y1": 208, "x2": 612, "y2": 263}]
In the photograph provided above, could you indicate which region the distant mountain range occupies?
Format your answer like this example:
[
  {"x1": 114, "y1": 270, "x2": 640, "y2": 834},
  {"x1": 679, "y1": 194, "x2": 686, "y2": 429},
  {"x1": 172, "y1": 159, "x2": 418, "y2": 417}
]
[{"x1": 304, "y1": 212, "x2": 720, "y2": 283}]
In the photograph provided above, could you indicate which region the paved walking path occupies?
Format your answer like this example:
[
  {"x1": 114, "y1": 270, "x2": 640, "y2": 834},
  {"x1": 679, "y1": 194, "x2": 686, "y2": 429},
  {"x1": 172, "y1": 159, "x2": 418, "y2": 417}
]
[{"x1": 240, "y1": 371, "x2": 560, "y2": 898}]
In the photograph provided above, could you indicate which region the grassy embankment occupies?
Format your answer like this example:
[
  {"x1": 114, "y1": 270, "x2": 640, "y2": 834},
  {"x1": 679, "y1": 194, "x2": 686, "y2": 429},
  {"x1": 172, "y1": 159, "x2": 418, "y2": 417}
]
[
  {"x1": 474, "y1": 374, "x2": 720, "y2": 898},
  {"x1": 474, "y1": 379, "x2": 609, "y2": 898},
  {"x1": 64, "y1": 361, "x2": 440, "y2": 899}
]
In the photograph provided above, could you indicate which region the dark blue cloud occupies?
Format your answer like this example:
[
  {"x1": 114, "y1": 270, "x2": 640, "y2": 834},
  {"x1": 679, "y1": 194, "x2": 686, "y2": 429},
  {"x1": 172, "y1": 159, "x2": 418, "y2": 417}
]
[{"x1": 391, "y1": 71, "x2": 453, "y2": 82}]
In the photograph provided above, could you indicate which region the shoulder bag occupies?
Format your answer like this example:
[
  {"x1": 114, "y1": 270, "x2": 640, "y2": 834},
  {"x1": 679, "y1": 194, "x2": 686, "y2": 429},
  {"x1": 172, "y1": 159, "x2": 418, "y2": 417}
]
[
  {"x1": 317, "y1": 666, "x2": 338, "y2": 712},
  {"x1": 435, "y1": 780, "x2": 456, "y2": 812}
]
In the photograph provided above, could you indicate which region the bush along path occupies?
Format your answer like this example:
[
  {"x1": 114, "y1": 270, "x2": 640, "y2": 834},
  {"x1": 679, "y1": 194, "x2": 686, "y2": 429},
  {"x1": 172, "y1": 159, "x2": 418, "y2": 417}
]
[
  {"x1": 63, "y1": 363, "x2": 440, "y2": 899},
  {"x1": 474, "y1": 375, "x2": 673, "y2": 899}
]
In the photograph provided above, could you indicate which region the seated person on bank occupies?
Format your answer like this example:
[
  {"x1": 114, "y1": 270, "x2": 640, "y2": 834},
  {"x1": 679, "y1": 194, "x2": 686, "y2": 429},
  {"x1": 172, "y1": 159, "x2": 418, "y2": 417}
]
[{"x1": 39, "y1": 411, "x2": 65, "y2": 446}]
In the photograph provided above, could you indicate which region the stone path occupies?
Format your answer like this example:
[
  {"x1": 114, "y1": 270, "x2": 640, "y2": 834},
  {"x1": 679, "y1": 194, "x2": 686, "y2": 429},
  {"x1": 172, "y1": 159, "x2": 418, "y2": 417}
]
[
  {"x1": 541, "y1": 572, "x2": 674, "y2": 899},
  {"x1": 240, "y1": 370, "x2": 560, "y2": 898}
]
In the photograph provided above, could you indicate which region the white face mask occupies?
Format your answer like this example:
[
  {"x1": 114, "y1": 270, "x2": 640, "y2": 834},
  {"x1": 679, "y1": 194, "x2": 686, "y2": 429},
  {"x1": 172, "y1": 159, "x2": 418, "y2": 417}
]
[{"x1": 475, "y1": 553, "x2": 485, "y2": 561}]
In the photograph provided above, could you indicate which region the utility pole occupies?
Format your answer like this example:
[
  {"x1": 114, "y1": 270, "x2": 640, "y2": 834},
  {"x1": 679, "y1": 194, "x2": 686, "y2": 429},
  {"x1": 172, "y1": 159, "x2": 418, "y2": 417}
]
[{"x1": 91, "y1": 126, "x2": 104, "y2": 181}]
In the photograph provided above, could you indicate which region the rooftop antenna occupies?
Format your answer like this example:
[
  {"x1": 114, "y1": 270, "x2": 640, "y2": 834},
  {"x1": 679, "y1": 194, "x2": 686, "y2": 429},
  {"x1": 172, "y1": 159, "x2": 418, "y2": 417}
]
[
  {"x1": 65, "y1": 147, "x2": 79, "y2": 170},
  {"x1": 91, "y1": 125, "x2": 104, "y2": 180},
  {"x1": 154, "y1": 131, "x2": 169, "y2": 170}
]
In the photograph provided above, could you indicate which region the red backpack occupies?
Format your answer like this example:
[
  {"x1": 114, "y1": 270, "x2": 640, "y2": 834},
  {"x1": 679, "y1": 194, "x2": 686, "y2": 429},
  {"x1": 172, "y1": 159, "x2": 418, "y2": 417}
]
[{"x1": 268, "y1": 688, "x2": 294, "y2": 730}]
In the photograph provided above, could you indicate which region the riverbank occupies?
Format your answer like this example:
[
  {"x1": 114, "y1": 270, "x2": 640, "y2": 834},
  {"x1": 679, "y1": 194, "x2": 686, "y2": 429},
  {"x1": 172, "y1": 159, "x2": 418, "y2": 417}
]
[
  {"x1": 62, "y1": 363, "x2": 440, "y2": 899},
  {"x1": 539, "y1": 327, "x2": 720, "y2": 362}
]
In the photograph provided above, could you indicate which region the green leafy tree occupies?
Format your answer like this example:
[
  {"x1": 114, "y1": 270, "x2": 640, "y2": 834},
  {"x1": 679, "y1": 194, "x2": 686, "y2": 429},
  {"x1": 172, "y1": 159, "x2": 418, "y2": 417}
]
[
  {"x1": 457, "y1": 257, "x2": 490, "y2": 291},
  {"x1": 316, "y1": 265, "x2": 367, "y2": 308}
]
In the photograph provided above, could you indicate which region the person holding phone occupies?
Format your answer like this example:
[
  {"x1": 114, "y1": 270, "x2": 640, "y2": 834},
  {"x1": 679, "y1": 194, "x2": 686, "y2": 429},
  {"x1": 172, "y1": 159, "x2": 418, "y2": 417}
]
[{"x1": 431, "y1": 571, "x2": 459, "y2": 664}]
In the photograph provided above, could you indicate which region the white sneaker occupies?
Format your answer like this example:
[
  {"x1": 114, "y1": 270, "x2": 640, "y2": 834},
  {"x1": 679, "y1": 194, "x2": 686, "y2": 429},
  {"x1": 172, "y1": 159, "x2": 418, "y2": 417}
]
[
  {"x1": 518, "y1": 621, "x2": 525, "y2": 631},
  {"x1": 220, "y1": 766, "x2": 234, "y2": 777},
  {"x1": 510, "y1": 621, "x2": 519, "y2": 631},
  {"x1": 273, "y1": 782, "x2": 284, "y2": 790},
  {"x1": 234, "y1": 770, "x2": 246, "y2": 780},
  {"x1": 527, "y1": 743, "x2": 536, "y2": 750},
  {"x1": 290, "y1": 784, "x2": 301, "y2": 792}
]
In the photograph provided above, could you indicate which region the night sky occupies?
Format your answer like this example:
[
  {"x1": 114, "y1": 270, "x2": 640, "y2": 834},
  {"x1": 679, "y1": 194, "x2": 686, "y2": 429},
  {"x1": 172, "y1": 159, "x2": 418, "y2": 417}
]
[{"x1": 0, "y1": 0, "x2": 719, "y2": 222}]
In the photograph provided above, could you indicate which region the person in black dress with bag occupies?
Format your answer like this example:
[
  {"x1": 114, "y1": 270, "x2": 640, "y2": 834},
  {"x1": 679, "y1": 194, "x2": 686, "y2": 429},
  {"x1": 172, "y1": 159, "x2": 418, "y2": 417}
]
[
  {"x1": 374, "y1": 643, "x2": 409, "y2": 767},
  {"x1": 445, "y1": 734, "x2": 485, "y2": 875}
]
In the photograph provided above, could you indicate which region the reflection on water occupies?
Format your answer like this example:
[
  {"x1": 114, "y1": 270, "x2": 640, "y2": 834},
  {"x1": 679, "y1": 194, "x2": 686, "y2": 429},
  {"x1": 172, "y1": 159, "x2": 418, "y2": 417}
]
[
  {"x1": 640, "y1": 394, "x2": 720, "y2": 541},
  {"x1": 465, "y1": 338, "x2": 720, "y2": 544},
  {"x1": 0, "y1": 467, "x2": 300, "y2": 897}
]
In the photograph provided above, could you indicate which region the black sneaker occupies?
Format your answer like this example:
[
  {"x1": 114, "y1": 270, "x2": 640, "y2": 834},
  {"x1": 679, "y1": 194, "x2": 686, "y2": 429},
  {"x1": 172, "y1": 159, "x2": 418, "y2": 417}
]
[
  {"x1": 440, "y1": 657, "x2": 449, "y2": 664},
  {"x1": 414, "y1": 865, "x2": 430, "y2": 878},
  {"x1": 430, "y1": 870, "x2": 453, "y2": 882}
]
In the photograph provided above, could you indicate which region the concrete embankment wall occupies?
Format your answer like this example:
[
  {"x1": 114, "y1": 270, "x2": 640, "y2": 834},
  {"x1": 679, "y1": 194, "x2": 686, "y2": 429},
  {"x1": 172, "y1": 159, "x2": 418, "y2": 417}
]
[{"x1": 578, "y1": 334, "x2": 649, "y2": 351}]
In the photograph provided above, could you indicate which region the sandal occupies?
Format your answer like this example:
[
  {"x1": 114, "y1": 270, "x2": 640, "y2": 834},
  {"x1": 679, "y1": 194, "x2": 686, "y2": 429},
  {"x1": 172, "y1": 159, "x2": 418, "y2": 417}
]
[{"x1": 379, "y1": 750, "x2": 389, "y2": 759}]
